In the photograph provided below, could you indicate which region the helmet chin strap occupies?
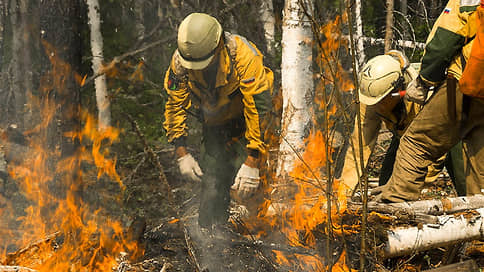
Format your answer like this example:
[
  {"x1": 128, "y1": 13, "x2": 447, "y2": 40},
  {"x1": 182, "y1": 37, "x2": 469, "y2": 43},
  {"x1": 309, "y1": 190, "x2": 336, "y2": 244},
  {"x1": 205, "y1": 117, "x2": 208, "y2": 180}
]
[{"x1": 385, "y1": 50, "x2": 410, "y2": 99}]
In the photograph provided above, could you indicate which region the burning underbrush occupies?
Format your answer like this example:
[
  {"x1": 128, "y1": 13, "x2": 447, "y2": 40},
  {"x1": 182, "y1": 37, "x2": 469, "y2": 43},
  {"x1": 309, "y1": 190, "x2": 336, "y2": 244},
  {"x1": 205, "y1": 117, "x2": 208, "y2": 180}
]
[
  {"x1": 3, "y1": 11, "x2": 484, "y2": 272},
  {"x1": 0, "y1": 112, "x2": 143, "y2": 271},
  {"x1": 0, "y1": 40, "x2": 144, "y2": 271}
]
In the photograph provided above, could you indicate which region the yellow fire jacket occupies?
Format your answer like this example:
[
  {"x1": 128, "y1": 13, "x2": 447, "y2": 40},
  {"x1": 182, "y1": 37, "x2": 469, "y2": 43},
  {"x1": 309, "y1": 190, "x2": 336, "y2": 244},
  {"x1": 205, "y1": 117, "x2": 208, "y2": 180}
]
[
  {"x1": 163, "y1": 32, "x2": 273, "y2": 154},
  {"x1": 420, "y1": 0, "x2": 479, "y2": 84}
]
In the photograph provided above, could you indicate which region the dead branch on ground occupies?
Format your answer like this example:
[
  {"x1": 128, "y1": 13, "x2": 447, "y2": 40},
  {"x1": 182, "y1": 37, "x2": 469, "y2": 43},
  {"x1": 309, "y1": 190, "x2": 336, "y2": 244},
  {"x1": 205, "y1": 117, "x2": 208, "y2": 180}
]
[
  {"x1": 0, "y1": 266, "x2": 37, "y2": 272},
  {"x1": 2, "y1": 232, "x2": 61, "y2": 265},
  {"x1": 126, "y1": 114, "x2": 202, "y2": 272}
]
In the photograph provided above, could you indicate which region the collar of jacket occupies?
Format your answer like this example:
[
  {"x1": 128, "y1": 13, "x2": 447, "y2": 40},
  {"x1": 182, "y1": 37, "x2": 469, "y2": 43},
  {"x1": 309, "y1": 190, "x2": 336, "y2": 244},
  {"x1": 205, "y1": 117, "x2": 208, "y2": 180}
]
[{"x1": 189, "y1": 45, "x2": 232, "y2": 90}]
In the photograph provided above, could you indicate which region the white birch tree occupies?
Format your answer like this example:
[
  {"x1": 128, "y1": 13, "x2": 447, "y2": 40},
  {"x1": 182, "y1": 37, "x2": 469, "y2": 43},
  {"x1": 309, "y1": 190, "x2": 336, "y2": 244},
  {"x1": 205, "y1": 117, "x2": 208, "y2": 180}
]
[
  {"x1": 134, "y1": 0, "x2": 145, "y2": 41},
  {"x1": 87, "y1": 0, "x2": 111, "y2": 129},
  {"x1": 355, "y1": 0, "x2": 365, "y2": 67},
  {"x1": 277, "y1": 0, "x2": 313, "y2": 177},
  {"x1": 401, "y1": 0, "x2": 408, "y2": 39},
  {"x1": 258, "y1": 0, "x2": 276, "y2": 56},
  {"x1": 384, "y1": 0, "x2": 394, "y2": 52}
]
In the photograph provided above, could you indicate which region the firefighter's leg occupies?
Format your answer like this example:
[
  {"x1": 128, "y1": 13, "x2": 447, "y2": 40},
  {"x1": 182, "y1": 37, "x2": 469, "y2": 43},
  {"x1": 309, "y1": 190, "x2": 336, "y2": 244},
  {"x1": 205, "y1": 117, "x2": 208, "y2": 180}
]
[
  {"x1": 462, "y1": 97, "x2": 484, "y2": 195},
  {"x1": 381, "y1": 81, "x2": 463, "y2": 202},
  {"x1": 198, "y1": 119, "x2": 246, "y2": 227},
  {"x1": 378, "y1": 135, "x2": 399, "y2": 186},
  {"x1": 199, "y1": 126, "x2": 235, "y2": 228},
  {"x1": 445, "y1": 142, "x2": 466, "y2": 196}
]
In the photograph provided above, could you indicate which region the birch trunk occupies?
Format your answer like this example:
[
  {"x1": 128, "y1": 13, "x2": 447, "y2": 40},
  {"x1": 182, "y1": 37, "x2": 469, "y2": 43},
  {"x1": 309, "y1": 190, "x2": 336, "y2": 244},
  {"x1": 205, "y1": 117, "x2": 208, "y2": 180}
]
[
  {"x1": 401, "y1": 0, "x2": 408, "y2": 39},
  {"x1": 277, "y1": 0, "x2": 313, "y2": 177},
  {"x1": 258, "y1": 0, "x2": 276, "y2": 56},
  {"x1": 367, "y1": 195, "x2": 484, "y2": 216},
  {"x1": 134, "y1": 0, "x2": 145, "y2": 41},
  {"x1": 354, "y1": 0, "x2": 365, "y2": 67},
  {"x1": 345, "y1": 35, "x2": 425, "y2": 49},
  {"x1": 385, "y1": 208, "x2": 484, "y2": 257},
  {"x1": 384, "y1": 0, "x2": 394, "y2": 52},
  {"x1": 0, "y1": 0, "x2": 33, "y2": 129},
  {"x1": 87, "y1": 0, "x2": 111, "y2": 129}
]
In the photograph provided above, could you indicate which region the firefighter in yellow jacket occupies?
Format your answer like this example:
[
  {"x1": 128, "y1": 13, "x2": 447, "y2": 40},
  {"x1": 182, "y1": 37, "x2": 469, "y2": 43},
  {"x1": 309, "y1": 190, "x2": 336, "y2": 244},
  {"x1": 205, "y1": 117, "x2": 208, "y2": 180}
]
[
  {"x1": 378, "y1": 0, "x2": 484, "y2": 202},
  {"x1": 163, "y1": 13, "x2": 273, "y2": 228},
  {"x1": 339, "y1": 51, "x2": 464, "y2": 196}
]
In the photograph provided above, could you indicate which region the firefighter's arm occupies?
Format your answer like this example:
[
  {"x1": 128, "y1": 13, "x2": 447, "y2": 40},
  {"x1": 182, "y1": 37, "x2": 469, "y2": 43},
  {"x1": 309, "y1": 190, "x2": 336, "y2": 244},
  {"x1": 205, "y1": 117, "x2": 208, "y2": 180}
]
[
  {"x1": 340, "y1": 104, "x2": 381, "y2": 192},
  {"x1": 233, "y1": 37, "x2": 274, "y2": 159},
  {"x1": 420, "y1": 0, "x2": 476, "y2": 84},
  {"x1": 163, "y1": 52, "x2": 192, "y2": 146}
]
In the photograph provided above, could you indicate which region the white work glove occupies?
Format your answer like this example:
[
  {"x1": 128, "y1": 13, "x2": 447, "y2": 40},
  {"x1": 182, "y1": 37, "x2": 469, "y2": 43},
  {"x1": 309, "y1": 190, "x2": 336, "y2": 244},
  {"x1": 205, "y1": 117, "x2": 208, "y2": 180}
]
[
  {"x1": 177, "y1": 153, "x2": 203, "y2": 182},
  {"x1": 405, "y1": 76, "x2": 429, "y2": 105},
  {"x1": 231, "y1": 163, "x2": 260, "y2": 199}
]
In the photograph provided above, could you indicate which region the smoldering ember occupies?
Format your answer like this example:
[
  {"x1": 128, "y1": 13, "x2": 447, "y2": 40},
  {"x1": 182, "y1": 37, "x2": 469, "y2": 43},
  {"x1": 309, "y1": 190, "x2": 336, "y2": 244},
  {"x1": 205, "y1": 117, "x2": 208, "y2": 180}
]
[{"x1": 1, "y1": 1, "x2": 484, "y2": 272}]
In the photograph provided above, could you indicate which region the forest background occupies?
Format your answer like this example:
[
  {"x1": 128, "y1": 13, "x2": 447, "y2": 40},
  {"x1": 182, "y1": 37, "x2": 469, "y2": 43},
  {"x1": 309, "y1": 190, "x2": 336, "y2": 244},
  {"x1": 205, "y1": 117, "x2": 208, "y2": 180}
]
[{"x1": 0, "y1": 0, "x2": 453, "y2": 271}]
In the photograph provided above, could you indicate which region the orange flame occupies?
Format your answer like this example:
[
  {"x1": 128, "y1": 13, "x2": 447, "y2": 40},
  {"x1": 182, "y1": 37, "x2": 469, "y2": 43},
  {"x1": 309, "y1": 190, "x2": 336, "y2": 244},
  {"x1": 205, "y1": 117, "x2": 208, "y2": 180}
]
[
  {"x1": 253, "y1": 15, "x2": 357, "y2": 271},
  {"x1": 0, "y1": 40, "x2": 142, "y2": 270}
]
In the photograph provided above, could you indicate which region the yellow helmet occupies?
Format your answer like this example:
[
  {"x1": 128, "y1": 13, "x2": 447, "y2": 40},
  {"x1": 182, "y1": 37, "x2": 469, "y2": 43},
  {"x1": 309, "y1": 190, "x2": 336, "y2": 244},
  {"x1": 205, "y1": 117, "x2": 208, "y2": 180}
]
[
  {"x1": 358, "y1": 51, "x2": 409, "y2": 105},
  {"x1": 177, "y1": 13, "x2": 223, "y2": 70}
]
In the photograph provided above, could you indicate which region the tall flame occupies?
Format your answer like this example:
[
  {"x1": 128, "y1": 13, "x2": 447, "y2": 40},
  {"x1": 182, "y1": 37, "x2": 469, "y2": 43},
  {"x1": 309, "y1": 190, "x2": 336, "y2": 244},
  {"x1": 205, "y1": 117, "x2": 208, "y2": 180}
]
[
  {"x1": 254, "y1": 14, "x2": 358, "y2": 272},
  {"x1": 0, "y1": 40, "x2": 142, "y2": 270}
]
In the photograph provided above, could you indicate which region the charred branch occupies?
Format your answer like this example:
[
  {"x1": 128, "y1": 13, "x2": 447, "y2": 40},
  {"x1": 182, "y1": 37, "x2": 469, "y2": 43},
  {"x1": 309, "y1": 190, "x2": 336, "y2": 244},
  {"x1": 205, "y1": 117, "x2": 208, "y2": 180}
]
[
  {"x1": 421, "y1": 260, "x2": 479, "y2": 272},
  {"x1": 82, "y1": 35, "x2": 175, "y2": 88},
  {"x1": 126, "y1": 114, "x2": 202, "y2": 272},
  {"x1": 2, "y1": 232, "x2": 61, "y2": 265}
]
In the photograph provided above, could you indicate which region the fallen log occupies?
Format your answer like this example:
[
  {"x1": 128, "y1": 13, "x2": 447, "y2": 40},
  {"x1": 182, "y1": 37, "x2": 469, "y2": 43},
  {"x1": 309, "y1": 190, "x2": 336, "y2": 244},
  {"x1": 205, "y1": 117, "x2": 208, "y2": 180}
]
[
  {"x1": 421, "y1": 259, "x2": 479, "y2": 272},
  {"x1": 0, "y1": 266, "x2": 37, "y2": 272},
  {"x1": 384, "y1": 208, "x2": 484, "y2": 257},
  {"x1": 2, "y1": 231, "x2": 61, "y2": 265},
  {"x1": 363, "y1": 195, "x2": 484, "y2": 216}
]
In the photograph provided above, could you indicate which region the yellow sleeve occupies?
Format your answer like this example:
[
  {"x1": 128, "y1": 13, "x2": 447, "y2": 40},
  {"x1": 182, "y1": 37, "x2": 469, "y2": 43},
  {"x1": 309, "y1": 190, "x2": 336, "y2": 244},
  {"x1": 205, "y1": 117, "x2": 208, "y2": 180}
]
[
  {"x1": 420, "y1": 0, "x2": 478, "y2": 83},
  {"x1": 163, "y1": 52, "x2": 192, "y2": 144},
  {"x1": 232, "y1": 36, "x2": 273, "y2": 154}
]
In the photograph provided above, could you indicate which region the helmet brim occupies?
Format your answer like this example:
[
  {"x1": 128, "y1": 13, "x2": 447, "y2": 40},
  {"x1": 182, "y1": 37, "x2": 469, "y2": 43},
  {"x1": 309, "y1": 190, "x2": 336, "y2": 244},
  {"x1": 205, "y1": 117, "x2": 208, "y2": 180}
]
[
  {"x1": 359, "y1": 87, "x2": 393, "y2": 105},
  {"x1": 177, "y1": 49, "x2": 215, "y2": 70}
]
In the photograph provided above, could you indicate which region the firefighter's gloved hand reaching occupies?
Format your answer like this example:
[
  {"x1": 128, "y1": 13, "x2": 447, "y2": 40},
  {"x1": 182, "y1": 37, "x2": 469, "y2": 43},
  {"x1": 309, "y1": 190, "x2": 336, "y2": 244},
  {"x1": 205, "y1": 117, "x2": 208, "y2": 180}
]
[
  {"x1": 405, "y1": 76, "x2": 430, "y2": 105},
  {"x1": 231, "y1": 155, "x2": 260, "y2": 199},
  {"x1": 164, "y1": 13, "x2": 273, "y2": 228},
  {"x1": 176, "y1": 146, "x2": 203, "y2": 182}
]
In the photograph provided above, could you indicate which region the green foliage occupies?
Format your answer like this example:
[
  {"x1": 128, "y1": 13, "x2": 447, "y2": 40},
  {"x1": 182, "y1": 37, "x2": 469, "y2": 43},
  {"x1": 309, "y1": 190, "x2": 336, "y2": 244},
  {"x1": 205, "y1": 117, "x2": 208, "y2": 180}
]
[{"x1": 78, "y1": 0, "x2": 447, "y2": 163}]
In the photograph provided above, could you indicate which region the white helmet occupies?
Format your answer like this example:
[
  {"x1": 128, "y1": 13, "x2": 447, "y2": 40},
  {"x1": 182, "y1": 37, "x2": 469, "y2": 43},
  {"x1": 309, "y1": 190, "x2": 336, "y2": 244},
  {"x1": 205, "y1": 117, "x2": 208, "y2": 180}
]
[{"x1": 359, "y1": 50, "x2": 411, "y2": 105}]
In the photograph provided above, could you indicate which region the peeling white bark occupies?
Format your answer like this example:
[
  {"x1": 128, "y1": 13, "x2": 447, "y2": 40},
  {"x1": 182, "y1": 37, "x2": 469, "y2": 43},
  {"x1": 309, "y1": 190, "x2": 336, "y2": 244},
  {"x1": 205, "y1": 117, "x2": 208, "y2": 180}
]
[
  {"x1": 370, "y1": 195, "x2": 484, "y2": 216},
  {"x1": 354, "y1": 0, "x2": 365, "y2": 67},
  {"x1": 342, "y1": 35, "x2": 425, "y2": 49},
  {"x1": 384, "y1": 0, "x2": 394, "y2": 52},
  {"x1": 134, "y1": 0, "x2": 145, "y2": 40},
  {"x1": 277, "y1": 0, "x2": 314, "y2": 177},
  {"x1": 259, "y1": 0, "x2": 276, "y2": 55},
  {"x1": 385, "y1": 208, "x2": 484, "y2": 257},
  {"x1": 87, "y1": 0, "x2": 111, "y2": 129}
]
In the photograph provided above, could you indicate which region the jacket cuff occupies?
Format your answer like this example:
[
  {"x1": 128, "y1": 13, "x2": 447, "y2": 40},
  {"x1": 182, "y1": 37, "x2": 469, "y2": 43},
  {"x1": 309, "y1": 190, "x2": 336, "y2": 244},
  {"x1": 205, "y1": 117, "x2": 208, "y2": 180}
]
[
  {"x1": 172, "y1": 136, "x2": 187, "y2": 148},
  {"x1": 419, "y1": 75, "x2": 439, "y2": 88},
  {"x1": 247, "y1": 148, "x2": 260, "y2": 158}
]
